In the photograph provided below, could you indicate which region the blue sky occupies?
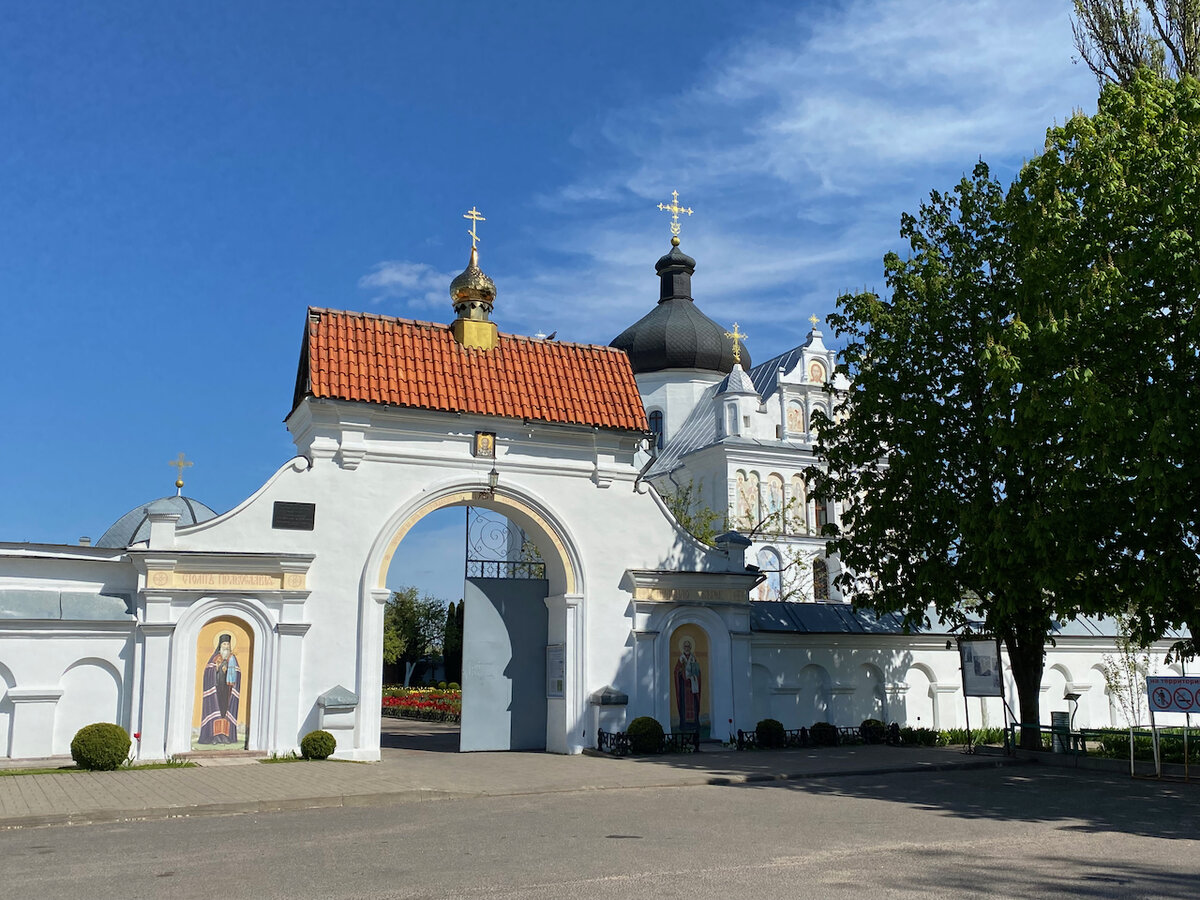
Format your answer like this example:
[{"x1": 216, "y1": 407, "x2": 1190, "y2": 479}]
[{"x1": 1, "y1": 1, "x2": 1099, "y2": 600}]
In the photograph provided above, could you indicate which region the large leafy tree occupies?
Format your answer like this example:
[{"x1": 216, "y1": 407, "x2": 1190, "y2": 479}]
[
  {"x1": 383, "y1": 586, "x2": 447, "y2": 686},
  {"x1": 816, "y1": 164, "x2": 1098, "y2": 747},
  {"x1": 1072, "y1": 0, "x2": 1200, "y2": 83},
  {"x1": 1008, "y1": 70, "x2": 1200, "y2": 659}
]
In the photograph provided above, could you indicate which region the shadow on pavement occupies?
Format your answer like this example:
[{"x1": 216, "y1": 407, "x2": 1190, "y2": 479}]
[{"x1": 379, "y1": 717, "x2": 460, "y2": 753}]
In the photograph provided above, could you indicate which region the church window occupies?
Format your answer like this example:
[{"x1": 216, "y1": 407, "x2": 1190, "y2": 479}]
[
  {"x1": 813, "y1": 557, "x2": 830, "y2": 601},
  {"x1": 786, "y1": 400, "x2": 805, "y2": 434},
  {"x1": 756, "y1": 548, "x2": 782, "y2": 601},
  {"x1": 815, "y1": 494, "x2": 829, "y2": 530},
  {"x1": 725, "y1": 403, "x2": 739, "y2": 436},
  {"x1": 648, "y1": 410, "x2": 664, "y2": 450}
]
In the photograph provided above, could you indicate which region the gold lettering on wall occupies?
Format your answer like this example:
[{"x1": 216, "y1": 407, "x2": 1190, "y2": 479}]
[{"x1": 145, "y1": 570, "x2": 305, "y2": 591}]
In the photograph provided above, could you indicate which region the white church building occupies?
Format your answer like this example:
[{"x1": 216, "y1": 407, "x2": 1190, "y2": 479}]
[{"x1": 0, "y1": 218, "x2": 1175, "y2": 761}]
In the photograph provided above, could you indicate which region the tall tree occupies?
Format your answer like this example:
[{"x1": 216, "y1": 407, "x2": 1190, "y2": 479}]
[
  {"x1": 1072, "y1": 0, "x2": 1200, "y2": 83},
  {"x1": 1007, "y1": 70, "x2": 1200, "y2": 659},
  {"x1": 383, "y1": 586, "x2": 447, "y2": 686},
  {"x1": 443, "y1": 600, "x2": 463, "y2": 684},
  {"x1": 815, "y1": 164, "x2": 1098, "y2": 747}
]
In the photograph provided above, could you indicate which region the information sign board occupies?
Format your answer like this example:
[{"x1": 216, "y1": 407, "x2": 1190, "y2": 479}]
[
  {"x1": 960, "y1": 638, "x2": 1003, "y2": 697},
  {"x1": 546, "y1": 643, "x2": 565, "y2": 698},
  {"x1": 1147, "y1": 675, "x2": 1200, "y2": 713}
]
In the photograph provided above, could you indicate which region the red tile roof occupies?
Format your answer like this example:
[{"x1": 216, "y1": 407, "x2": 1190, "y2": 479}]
[{"x1": 293, "y1": 308, "x2": 648, "y2": 432}]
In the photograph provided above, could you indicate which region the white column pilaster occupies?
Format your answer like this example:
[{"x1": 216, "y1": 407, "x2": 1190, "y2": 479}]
[
  {"x1": 544, "y1": 593, "x2": 583, "y2": 754},
  {"x1": 138, "y1": 622, "x2": 176, "y2": 760},
  {"x1": 273, "y1": 622, "x2": 311, "y2": 752}
]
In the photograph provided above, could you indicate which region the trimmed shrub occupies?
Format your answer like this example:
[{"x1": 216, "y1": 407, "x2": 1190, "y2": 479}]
[
  {"x1": 447, "y1": 682, "x2": 460, "y2": 690},
  {"x1": 810, "y1": 721, "x2": 838, "y2": 747},
  {"x1": 300, "y1": 729, "x2": 337, "y2": 760},
  {"x1": 899, "y1": 726, "x2": 939, "y2": 747},
  {"x1": 71, "y1": 722, "x2": 131, "y2": 771},
  {"x1": 437, "y1": 681, "x2": 447, "y2": 689},
  {"x1": 626, "y1": 716, "x2": 665, "y2": 754},
  {"x1": 756, "y1": 718, "x2": 786, "y2": 749},
  {"x1": 860, "y1": 718, "x2": 886, "y2": 744}
]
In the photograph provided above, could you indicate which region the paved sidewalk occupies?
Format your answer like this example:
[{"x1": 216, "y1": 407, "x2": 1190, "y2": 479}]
[{"x1": 0, "y1": 720, "x2": 1022, "y2": 830}]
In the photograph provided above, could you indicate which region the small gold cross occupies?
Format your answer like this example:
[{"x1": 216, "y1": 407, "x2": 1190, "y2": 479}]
[
  {"x1": 463, "y1": 206, "x2": 486, "y2": 249},
  {"x1": 725, "y1": 322, "x2": 748, "y2": 365},
  {"x1": 809, "y1": 314, "x2": 820, "y2": 327},
  {"x1": 169, "y1": 452, "x2": 193, "y2": 492},
  {"x1": 657, "y1": 190, "x2": 694, "y2": 242}
]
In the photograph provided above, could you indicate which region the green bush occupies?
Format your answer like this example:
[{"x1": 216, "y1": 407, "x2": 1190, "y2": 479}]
[
  {"x1": 939, "y1": 727, "x2": 1006, "y2": 746},
  {"x1": 899, "y1": 726, "x2": 940, "y2": 746},
  {"x1": 300, "y1": 729, "x2": 337, "y2": 760},
  {"x1": 70, "y1": 722, "x2": 131, "y2": 771},
  {"x1": 447, "y1": 682, "x2": 460, "y2": 690},
  {"x1": 810, "y1": 721, "x2": 838, "y2": 747},
  {"x1": 860, "y1": 718, "x2": 886, "y2": 744},
  {"x1": 626, "y1": 716, "x2": 665, "y2": 754},
  {"x1": 756, "y1": 718, "x2": 786, "y2": 748},
  {"x1": 437, "y1": 681, "x2": 447, "y2": 689}
]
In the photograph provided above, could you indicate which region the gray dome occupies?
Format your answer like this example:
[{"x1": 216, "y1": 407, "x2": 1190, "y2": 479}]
[
  {"x1": 96, "y1": 495, "x2": 218, "y2": 548},
  {"x1": 609, "y1": 242, "x2": 749, "y2": 375}
]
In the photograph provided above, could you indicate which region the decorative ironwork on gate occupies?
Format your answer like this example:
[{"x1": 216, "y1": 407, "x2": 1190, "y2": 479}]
[{"x1": 465, "y1": 507, "x2": 546, "y2": 579}]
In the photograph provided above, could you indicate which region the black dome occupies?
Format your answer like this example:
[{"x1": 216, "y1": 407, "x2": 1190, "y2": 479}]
[
  {"x1": 609, "y1": 242, "x2": 749, "y2": 375},
  {"x1": 610, "y1": 299, "x2": 748, "y2": 374}
]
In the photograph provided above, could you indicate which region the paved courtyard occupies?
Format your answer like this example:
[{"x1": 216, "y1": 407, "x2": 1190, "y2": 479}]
[{"x1": 1, "y1": 749, "x2": 1197, "y2": 899}]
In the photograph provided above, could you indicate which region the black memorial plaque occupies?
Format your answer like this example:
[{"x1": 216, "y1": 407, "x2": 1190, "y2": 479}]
[{"x1": 272, "y1": 501, "x2": 316, "y2": 531}]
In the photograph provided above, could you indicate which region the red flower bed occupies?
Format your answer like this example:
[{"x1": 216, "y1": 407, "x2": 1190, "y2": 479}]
[{"x1": 381, "y1": 689, "x2": 462, "y2": 723}]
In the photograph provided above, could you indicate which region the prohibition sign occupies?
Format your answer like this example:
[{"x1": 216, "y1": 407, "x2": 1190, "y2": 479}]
[
  {"x1": 1152, "y1": 686, "x2": 1172, "y2": 709},
  {"x1": 1172, "y1": 686, "x2": 1194, "y2": 710}
]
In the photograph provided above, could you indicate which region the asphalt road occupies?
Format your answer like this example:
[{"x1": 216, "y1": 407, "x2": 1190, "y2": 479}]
[{"x1": 2, "y1": 766, "x2": 1197, "y2": 899}]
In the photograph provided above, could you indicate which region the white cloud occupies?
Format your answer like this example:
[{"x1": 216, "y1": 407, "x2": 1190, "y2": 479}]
[
  {"x1": 360, "y1": 0, "x2": 1100, "y2": 358},
  {"x1": 357, "y1": 260, "x2": 456, "y2": 311}
]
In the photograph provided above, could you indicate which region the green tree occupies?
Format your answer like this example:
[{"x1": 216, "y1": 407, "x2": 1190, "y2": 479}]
[
  {"x1": 1007, "y1": 70, "x2": 1200, "y2": 660},
  {"x1": 383, "y1": 586, "x2": 447, "y2": 686},
  {"x1": 443, "y1": 600, "x2": 463, "y2": 684},
  {"x1": 1072, "y1": 0, "x2": 1200, "y2": 83},
  {"x1": 816, "y1": 163, "x2": 1098, "y2": 748}
]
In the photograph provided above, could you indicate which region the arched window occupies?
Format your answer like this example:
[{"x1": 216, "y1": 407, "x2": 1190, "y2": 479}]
[
  {"x1": 814, "y1": 494, "x2": 829, "y2": 530},
  {"x1": 648, "y1": 410, "x2": 664, "y2": 450},
  {"x1": 813, "y1": 557, "x2": 829, "y2": 601}
]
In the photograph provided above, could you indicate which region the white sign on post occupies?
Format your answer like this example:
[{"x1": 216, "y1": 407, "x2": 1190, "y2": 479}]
[
  {"x1": 960, "y1": 638, "x2": 1003, "y2": 698},
  {"x1": 546, "y1": 643, "x2": 565, "y2": 699},
  {"x1": 1147, "y1": 675, "x2": 1200, "y2": 714}
]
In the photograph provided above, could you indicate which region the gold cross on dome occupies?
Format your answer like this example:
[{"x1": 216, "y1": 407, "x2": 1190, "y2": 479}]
[
  {"x1": 169, "y1": 452, "x2": 193, "y2": 493},
  {"x1": 657, "y1": 190, "x2": 694, "y2": 241},
  {"x1": 725, "y1": 322, "x2": 747, "y2": 365},
  {"x1": 809, "y1": 314, "x2": 820, "y2": 327},
  {"x1": 463, "y1": 206, "x2": 486, "y2": 249}
]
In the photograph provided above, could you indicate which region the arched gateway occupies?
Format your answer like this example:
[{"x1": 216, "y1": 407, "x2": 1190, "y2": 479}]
[{"x1": 110, "y1": 240, "x2": 760, "y2": 760}]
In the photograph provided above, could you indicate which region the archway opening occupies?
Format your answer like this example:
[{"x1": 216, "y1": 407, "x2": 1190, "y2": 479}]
[{"x1": 374, "y1": 490, "x2": 577, "y2": 755}]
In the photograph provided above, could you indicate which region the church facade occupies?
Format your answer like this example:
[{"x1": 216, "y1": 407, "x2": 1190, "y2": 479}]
[{"x1": 0, "y1": 217, "x2": 1177, "y2": 761}]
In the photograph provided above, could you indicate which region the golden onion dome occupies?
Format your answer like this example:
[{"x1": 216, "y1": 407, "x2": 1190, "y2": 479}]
[{"x1": 450, "y1": 246, "x2": 496, "y2": 308}]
